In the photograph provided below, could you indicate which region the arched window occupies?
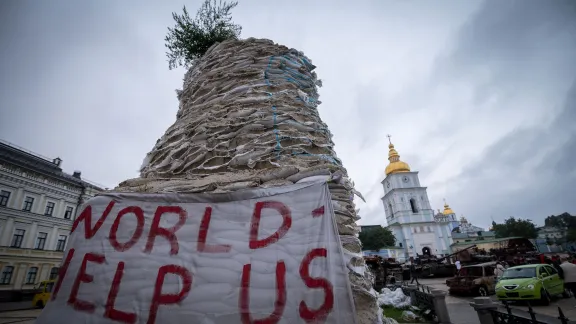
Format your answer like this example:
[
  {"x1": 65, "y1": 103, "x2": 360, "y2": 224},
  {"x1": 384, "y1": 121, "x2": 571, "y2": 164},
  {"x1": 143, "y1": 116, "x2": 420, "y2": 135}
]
[
  {"x1": 388, "y1": 203, "x2": 393, "y2": 217},
  {"x1": 410, "y1": 198, "x2": 418, "y2": 213}
]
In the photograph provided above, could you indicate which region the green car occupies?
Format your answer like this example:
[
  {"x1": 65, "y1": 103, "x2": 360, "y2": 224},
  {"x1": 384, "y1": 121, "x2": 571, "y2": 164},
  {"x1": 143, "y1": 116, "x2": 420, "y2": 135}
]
[{"x1": 495, "y1": 264, "x2": 567, "y2": 305}]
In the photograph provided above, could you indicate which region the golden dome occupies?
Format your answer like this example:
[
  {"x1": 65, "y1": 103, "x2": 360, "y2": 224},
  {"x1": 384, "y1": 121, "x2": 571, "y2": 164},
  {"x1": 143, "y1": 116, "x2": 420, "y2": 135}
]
[
  {"x1": 385, "y1": 142, "x2": 411, "y2": 176},
  {"x1": 442, "y1": 202, "x2": 455, "y2": 215}
]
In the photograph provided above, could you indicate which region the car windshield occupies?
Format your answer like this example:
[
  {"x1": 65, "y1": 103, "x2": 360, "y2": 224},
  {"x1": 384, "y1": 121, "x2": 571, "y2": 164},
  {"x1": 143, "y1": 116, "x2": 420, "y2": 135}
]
[{"x1": 502, "y1": 267, "x2": 536, "y2": 279}]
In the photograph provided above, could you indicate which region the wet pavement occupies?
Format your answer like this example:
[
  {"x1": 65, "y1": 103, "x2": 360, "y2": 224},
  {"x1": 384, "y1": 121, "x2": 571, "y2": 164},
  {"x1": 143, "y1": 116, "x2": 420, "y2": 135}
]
[
  {"x1": 418, "y1": 277, "x2": 576, "y2": 324},
  {"x1": 0, "y1": 308, "x2": 41, "y2": 324}
]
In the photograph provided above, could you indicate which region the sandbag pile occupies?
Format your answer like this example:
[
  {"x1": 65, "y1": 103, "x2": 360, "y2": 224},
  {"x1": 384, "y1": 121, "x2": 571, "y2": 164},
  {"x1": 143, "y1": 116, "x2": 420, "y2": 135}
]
[{"x1": 116, "y1": 38, "x2": 379, "y2": 324}]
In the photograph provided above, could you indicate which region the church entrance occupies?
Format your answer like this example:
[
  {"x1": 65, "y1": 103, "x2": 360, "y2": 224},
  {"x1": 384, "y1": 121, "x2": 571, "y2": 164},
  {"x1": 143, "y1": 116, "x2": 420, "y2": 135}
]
[{"x1": 422, "y1": 247, "x2": 431, "y2": 256}]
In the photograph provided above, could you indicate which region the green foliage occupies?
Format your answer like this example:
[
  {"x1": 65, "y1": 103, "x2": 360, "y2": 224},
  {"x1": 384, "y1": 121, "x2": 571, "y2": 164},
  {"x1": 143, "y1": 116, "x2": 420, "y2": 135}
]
[
  {"x1": 165, "y1": 0, "x2": 242, "y2": 70},
  {"x1": 567, "y1": 228, "x2": 576, "y2": 243},
  {"x1": 492, "y1": 217, "x2": 538, "y2": 239},
  {"x1": 359, "y1": 226, "x2": 396, "y2": 250},
  {"x1": 544, "y1": 212, "x2": 576, "y2": 228}
]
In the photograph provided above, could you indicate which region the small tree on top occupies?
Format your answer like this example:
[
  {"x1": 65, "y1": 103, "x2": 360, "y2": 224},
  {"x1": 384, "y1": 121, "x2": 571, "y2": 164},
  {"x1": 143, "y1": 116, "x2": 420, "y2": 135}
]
[{"x1": 165, "y1": 0, "x2": 242, "y2": 70}]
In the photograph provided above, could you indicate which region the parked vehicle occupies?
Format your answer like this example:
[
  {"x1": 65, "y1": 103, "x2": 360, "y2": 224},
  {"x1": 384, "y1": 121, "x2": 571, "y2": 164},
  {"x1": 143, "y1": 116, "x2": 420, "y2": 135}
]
[
  {"x1": 495, "y1": 264, "x2": 568, "y2": 305},
  {"x1": 445, "y1": 261, "x2": 497, "y2": 296},
  {"x1": 32, "y1": 280, "x2": 55, "y2": 308}
]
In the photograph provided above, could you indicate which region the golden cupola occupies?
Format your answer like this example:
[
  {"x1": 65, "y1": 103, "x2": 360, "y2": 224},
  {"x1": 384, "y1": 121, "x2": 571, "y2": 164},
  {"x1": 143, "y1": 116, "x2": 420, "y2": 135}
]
[
  {"x1": 384, "y1": 137, "x2": 411, "y2": 176},
  {"x1": 442, "y1": 200, "x2": 455, "y2": 215}
]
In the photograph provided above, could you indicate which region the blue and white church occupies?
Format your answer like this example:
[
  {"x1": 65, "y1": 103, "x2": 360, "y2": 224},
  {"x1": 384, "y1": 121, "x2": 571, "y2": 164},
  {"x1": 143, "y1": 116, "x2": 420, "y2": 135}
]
[{"x1": 381, "y1": 137, "x2": 459, "y2": 260}]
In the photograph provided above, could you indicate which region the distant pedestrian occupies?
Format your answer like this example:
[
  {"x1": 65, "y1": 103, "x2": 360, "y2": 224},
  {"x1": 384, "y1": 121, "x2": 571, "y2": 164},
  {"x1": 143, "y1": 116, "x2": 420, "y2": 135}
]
[
  {"x1": 409, "y1": 257, "x2": 419, "y2": 285},
  {"x1": 494, "y1": 262, "x2": 505, "y2": 278},
  {"x1": 560, "y1": 257, "x2": 576, "y2": 300},
  {"x1": 552, "y1": 258, "x2": 565, "y2": 280},
  {"x1": 455, "y1": 259, "x2": 461, "y2": 275}
]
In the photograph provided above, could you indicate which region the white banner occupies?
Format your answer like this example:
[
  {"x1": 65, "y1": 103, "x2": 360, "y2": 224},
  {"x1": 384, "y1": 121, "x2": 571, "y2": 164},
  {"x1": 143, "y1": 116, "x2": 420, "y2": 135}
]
[{"x1": 37, "y1": 182, "x2": 356, "y2": 324}]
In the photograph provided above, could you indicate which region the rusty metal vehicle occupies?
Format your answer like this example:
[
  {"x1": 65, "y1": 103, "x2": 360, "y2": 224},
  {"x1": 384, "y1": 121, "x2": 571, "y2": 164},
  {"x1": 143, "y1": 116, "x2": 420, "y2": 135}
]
[
  {"x1": 419, "y1": 245, "x2": 480, "y2": 277},
  {"x1": 445, "y1": 261, "x2": 497, "y2": 296},
  {"x1": 363, "y1": 256, "x2": 403, "y2": 291}
]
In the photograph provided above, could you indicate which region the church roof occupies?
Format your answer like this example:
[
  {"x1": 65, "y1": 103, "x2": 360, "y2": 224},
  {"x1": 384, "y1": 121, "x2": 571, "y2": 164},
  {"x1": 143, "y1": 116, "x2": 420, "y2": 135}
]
[
  {"x1": 452, "y1": 233, "x2": 469, "y2": 239},
  {"x1": 384, "y1": 136, "x2": 411, "y2": 176},
  {"x1": 442, "y1": 200, "x2": 455, "y2": 215},
  {"x1": 451, "y1": 236, "x2": 524, "y2": 246}
]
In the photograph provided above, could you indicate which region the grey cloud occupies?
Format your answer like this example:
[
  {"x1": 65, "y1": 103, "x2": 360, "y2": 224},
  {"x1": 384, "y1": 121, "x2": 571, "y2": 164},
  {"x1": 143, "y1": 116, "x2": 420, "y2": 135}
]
[
  {"x1": 358, "y1": 0, "x2": 576, "y2": 228},
  {"x1": 1, "y1": 0, "x2": 573, "y2": 230}
]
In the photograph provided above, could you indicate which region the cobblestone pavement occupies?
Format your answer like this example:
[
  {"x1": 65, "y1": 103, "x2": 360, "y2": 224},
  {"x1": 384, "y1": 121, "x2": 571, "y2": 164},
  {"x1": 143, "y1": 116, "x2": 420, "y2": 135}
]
[
  {"x1": 0, "y1": 309, "x2": 41, "y2": 324},
  {"x1": 418, "y1": 277, "x2": 576, "y2": 323}
]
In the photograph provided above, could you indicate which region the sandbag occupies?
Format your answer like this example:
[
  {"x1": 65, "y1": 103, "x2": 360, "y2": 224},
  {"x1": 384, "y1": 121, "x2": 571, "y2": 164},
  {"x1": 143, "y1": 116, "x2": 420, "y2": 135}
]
[{"x1": 116, "y1": 38, "x2": 378, "y2": 324}]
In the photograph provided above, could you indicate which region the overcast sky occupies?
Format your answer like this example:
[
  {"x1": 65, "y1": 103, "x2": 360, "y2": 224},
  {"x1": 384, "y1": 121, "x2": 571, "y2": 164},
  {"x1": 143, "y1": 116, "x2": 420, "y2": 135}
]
[{"x1": 1, "y1": 0, "x2": 575, "y2": 229}]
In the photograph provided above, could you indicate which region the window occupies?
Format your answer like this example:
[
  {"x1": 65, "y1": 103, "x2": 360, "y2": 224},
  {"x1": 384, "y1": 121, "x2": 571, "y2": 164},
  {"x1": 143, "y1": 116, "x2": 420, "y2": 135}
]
[
  {"x1": 388, "y1": 203, "x2": 393, "y2": 217},
  {"x1": 23, "y1": 196, "x2": 34, "y2": 212},
  {"x1": 46, "y1": 281, "x2": 55, "y2": 293},
  {"x1": 25, "y1": 267, "x2": 38, "y2": 284},
  {"x1": 11, "y1": 229, "x2": 25, "y2": 248},
  {"x1": 545, "y1": 265, "x2": 557, "y2": 275},
  {"x1": 538, "y1": 266, "x2": 549, "y2": 277},
  {"x1": 399, "y1": 243, "x2": 403, "y2": 248},
  {"x1": 410, "y1": 198, "x2": 418, "y2": 213},
  {"x1": 0, "y1": 190, "x2": 10, "y2": 207},
  {"x1": 35, "y1": 232, "x2": 48, "y2": 250},
  {"x1": 56, "y1": 235, "x2": 67, "y2": 251},
  {"x1": 44, "y1": 202, "x2": 55, "y2": 216},
  {"x1": 49, "y1": 267, "x2": 59, "y2": 280},
  {"x1": 486, "y1": 266, "x2": 495, "y2": 276},
  {"x1": 0, "y1": 266, "x2": 14, "y2": 284},
  {"x1": 64, "y1": 206, "x2": 74, "y2": 219}
]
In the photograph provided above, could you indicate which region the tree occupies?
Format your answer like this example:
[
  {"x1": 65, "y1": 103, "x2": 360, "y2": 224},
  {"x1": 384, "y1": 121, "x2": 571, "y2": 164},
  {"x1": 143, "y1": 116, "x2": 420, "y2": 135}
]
[
  {"x1": 544, "y1": 212, "x2": 575, "y2": 228},
  {"x1": 492, "y1": 217, "x2": 538, "y2": 239},
  {"x1": 165, "y1": 0, "x2": 242, "y2": 70},
  {"x1": 359, "y1": 226, "x2": 396, "y2": 251},
  {"x1": 567, "y1": 228, "x2": 576, "y2": 243}
]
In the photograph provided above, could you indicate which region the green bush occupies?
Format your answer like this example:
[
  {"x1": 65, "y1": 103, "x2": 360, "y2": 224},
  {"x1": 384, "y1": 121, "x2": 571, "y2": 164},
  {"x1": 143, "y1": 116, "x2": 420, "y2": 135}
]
[{"x1": 165, "y1": 0, "x2": 242, "y2": 70}]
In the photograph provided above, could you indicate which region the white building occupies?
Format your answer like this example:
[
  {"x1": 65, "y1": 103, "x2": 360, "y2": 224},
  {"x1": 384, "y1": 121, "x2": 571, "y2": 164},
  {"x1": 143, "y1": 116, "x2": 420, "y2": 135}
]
[
  {"x1": 536, "y1": 226, "x2": 565, "y2": 240},
  {"x1": 0, "y1": 140, "x2": 103, "y2": 300},
  {"x1": 449, "y1": 215, "x2": 485, "y2": 234},
  {"x1": 381, "y1": 140, "x2": 459, "y2": 262}
]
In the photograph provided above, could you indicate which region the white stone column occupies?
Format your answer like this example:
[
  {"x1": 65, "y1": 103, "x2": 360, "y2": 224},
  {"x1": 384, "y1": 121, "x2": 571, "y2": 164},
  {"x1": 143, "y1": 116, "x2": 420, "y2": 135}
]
[
  {"x1": 39, "y1": 263, "x2": 50, "y2": 282},
  {"x1": 13, "y1": 263, "x2": 28, "y2": 289},
  {"x1": 9, "y1": 188, "x2": 24, "y2": 209},
  {"x1": 35, "y1": 194, "x2": 46, "y2": 214},
  {"x1": 56, "y1": 199, "x2": 65, "y2": 218},
  {"x1": 47, "y1": 225, "x2": 59, "y2": 250},
  {"x1": 24, "y1": 222, "x2": 38, "y2": 249},
  {"x1": 0, "y1": 218, "x2": 14, "y2": 246}
]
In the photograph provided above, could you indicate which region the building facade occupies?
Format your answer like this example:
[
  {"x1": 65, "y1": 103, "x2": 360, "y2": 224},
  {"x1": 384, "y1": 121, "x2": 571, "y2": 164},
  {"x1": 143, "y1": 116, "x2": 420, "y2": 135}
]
[
  {"x1": 380, "y1": 140, "x2": 459, "y2": 262},
  {"x1": 0, "y1": 140, "x2": 102, "y2": 299}
]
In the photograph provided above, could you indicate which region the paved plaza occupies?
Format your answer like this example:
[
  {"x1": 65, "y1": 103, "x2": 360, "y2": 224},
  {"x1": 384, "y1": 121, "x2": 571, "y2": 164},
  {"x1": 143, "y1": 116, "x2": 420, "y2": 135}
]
[{"x1": 0, "y1": 279, "x2": 574, "y2": 324}]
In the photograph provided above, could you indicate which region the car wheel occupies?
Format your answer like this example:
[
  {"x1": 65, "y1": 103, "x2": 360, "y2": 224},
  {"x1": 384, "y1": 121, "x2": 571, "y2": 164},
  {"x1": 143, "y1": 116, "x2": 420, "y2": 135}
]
[
  {"x1": 36, "y1": 300, "x2": 44, "y2": 309},
  {"x1": 540, "y1": 289, "x2": 550, "y2": 306},
  {"x1": 477, "y1": 286, "x2": 488, "y2": 297}
]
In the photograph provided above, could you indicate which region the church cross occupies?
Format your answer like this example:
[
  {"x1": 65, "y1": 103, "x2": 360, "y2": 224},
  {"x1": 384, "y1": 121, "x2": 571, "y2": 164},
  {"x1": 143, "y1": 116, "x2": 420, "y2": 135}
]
[{"x1": 386, "y1": 134, "x2": 392, "y2": 144}]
